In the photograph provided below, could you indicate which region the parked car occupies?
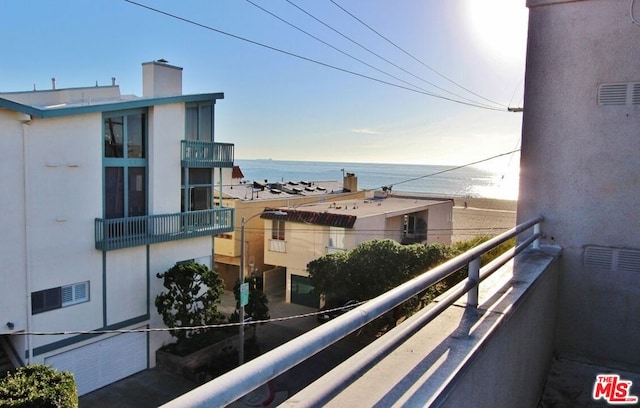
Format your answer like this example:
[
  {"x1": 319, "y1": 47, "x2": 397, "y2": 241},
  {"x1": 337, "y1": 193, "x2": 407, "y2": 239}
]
[{"x1": 317, "y1": 300, "x2": 359, "y2": 323}]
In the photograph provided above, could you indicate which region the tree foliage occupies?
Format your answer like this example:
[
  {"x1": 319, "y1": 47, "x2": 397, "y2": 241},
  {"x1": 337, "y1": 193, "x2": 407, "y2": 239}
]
[
  {"x1": 0, "y1": 364, "x2": 77, "y2": 408},
  {"x1": 230, "y1": 276, "x2": 270, "y2": 324},
  {"x1": 155, "y1": 261, "x2": 225, "y2": 344},
  {"x1": 308, "y1": 239, "x2": 448, "y2": 302}
]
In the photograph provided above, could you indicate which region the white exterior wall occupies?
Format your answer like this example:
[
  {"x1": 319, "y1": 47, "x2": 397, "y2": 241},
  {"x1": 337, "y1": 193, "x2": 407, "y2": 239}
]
[
  {"x1": 0, "y1": 111, "x2": 29, "y2": 335},
  {"x1": 426, "y1": 202, "x2": 452, "y2": 245},
  {"x1": 519, "y1": 0, "x2": 640, "y2": 367},
  {"x1": 148, "y1": 103, "x2": 183, "y2": 214},
  {"x1": 10, "y1": 113, "x2": 105, "y2": 357}
]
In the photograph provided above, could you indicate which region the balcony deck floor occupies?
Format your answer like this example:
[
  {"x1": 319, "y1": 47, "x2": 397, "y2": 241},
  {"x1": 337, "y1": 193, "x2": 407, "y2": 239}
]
[{"x1": 538, "y1": 357, "x2": 640, "y2": 407}]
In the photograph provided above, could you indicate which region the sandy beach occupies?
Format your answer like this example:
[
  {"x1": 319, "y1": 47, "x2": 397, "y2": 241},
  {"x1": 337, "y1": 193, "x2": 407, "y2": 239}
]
[{"x1": 451, "y1": 197, "x2": 517, "y2": 243}]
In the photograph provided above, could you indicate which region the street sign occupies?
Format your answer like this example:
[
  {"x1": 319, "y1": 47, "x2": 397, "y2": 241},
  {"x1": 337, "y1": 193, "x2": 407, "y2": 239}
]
[{"x1": 240, "y1": 282, "x2": 249, "y2": 307}]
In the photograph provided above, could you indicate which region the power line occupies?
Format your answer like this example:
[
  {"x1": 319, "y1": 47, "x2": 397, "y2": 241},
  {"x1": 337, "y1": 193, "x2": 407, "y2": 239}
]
[
  {"x1": 123, "y1": 0, "x2": 506, "y2": 112},
  {"x1": 329, "y1": 0, "x2": 509, "y2": 108},
  {"x1": 285, "y1": 0, "x2": 503, "y2": 110},
  {"x1": 9, "y1": 302, "x2": 368, "y2": 336},
  {"x1": 244, "y1": 0, "x2": 436, "y2": 97},
  {"x1": 386, "y1": 150, "x2": 520, "y2": 189}
]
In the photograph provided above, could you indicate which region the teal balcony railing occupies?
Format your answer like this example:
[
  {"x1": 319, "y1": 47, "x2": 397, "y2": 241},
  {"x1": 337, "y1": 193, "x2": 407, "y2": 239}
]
[
  {"x1": 181, "y1": 141, "x2": 234, "y2": 168},
  {"x1": 95, "y1": 208, "x2": 234, "y2": 251}
]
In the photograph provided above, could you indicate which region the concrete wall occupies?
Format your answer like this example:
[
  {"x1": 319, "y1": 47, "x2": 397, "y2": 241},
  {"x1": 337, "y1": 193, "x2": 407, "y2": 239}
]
[
  {"x1": 518, "y1": 0, "x2": 640, "y2": 367},
  {"x1": 434, "y1": 252, "x2": 560, "y2": 408}
]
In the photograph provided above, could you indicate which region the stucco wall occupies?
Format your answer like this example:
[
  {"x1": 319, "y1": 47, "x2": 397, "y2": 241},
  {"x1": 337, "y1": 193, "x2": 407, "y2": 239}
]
[
  {"x1": 518, "y1": 0, "x2": 640, "y2": 367},
  {"x1": 0, "y1": 111, "x2": 29, "y2": 334}
]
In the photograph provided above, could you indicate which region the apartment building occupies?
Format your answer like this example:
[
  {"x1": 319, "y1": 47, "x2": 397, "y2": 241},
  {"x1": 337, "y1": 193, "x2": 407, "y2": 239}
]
[
  {"x1": 0, "y1": 61, "x2": 234, "y2": 395},
  {"x1": 214, "y1": 174, "x2": 365, "y2": 294},
  {"x1": 261, "y1": 192, "x2": 453, "y2": 306}
]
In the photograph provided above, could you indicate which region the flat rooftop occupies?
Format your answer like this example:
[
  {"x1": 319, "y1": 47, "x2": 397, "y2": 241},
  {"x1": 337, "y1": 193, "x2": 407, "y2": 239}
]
[{"x1": 218, "y1": 180, "x2": 349, "y2": 201}]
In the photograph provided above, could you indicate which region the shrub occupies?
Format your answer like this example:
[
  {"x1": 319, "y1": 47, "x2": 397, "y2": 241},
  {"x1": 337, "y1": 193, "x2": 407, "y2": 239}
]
[
  {"x1": 0, "y1": 364, "x2": 77, "y2": 407},
  {"x1": 155, "y1": 261, "x2": 225, "y2": 348}
]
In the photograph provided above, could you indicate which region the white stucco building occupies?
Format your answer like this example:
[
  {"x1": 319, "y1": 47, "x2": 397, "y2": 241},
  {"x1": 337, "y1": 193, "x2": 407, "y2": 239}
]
[
  {"x1": 0, "y1": 61, "x2": 234, "y2": 395},
  {"x1": 261, "y1": 192, "x2": 453, "y2": 306},
  {"x1": 517, "y1": 0, "x2": 640, "y2": 371}
]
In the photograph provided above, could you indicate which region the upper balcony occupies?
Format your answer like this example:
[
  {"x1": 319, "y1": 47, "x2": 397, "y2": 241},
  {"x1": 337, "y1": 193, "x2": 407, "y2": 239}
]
[
  {"x1": 95, "y1": 208, "x2": 234, "y2": 251},
  {"x1": 181, "y1": 140, "x2": 234, "y2": 168}
]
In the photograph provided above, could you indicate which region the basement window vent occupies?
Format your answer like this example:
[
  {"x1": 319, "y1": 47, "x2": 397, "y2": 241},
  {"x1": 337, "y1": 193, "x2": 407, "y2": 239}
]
[
  {"x1": 598, "y1": 82, "x2": 640, "y2": 106},
  {"x1": 584, "y1": 246, "x2": 640, "y2": 273}
]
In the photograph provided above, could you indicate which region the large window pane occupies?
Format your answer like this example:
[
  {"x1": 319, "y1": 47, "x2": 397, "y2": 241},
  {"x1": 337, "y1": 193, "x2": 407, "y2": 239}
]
[
  {"x1": 105, "y1": 167, "x2": 124, "y2": 219},
  {"x1": 200, "y1": 105, "x2": 212, "y2": 142},
  {"x1": 104, "y1": 117, "x2": 124, "y2": 157},
  {"x1": 128, "y1": 167, "x2": 146, "y2": 217},
  {"x1": 127, "y1": 113, "x2": 145, "y2": 158},
  {"x1": 190, "y1": 187, "x2": 211, "y2": 211},
  {"x1": 189, "y1": 168, "x2": 212, "y2": 185},
  {"x1": 186, "y1": 106, "x2": 198, "y2": 141}
]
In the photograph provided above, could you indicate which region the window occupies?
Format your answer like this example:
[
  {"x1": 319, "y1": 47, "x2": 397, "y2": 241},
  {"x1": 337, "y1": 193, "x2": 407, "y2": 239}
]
[
  {"x1": 272, "y1": 220, "x2": 285, "y2": 241},
  {"x1": 104, "y1": 111, "x2": 148, "y2": 219},
  {"x1": 62, "y1": 282, "x2": 90, "y2": 307},
  {"x1": 185, "y1": 103, "x2": 214, "y2": 142},
  {"x1": 328, "y1": 227, "x2": 345, "y2": 249},
  {"x1": 181, "y1": 168, "x2": 213, "y2": 212},
  {"x1": 405, "y1": 215, "x2": 417, "y2": 235},
  {"x1": 32, "y1": 282, "x2": 89, "y2": 315}
]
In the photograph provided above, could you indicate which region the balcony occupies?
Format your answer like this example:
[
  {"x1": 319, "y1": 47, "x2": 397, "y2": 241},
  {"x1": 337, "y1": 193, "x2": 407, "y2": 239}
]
[
  {"x1": 95, "y1": 208, "x2": 234, "y2": 251},
  {"x1": 181, "y1": 140, "x2": 234, "y2": 168},
  {"x1": 161, "y1": 215, "x2": 640, "y2": 407}
]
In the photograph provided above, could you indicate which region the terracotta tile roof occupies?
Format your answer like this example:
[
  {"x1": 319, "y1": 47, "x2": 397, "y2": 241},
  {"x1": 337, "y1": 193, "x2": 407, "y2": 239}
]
[
  {"x1": 261, "y1": 208, "x2": 357, "y2": 229},
  {"x1": 232, "y1": 166, "x2": 244, "y2": 179}
]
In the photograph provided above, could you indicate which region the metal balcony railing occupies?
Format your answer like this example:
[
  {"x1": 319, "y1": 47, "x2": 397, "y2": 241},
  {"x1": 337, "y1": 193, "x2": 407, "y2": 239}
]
[
  {"x1": 181, "y1": 140, "x2": 234, "y2": 168},
  {"x1": 161, "y1": 215, "x2": 544, "y2": 408},
  {"x1": 95, "y1": 208, "x2": 234, "y2": 251}
]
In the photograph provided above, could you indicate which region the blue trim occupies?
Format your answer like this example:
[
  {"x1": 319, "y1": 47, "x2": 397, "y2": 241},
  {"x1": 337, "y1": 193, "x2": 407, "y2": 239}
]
[
  {"x1": 102, "y1": 251, "x2": 107, "y2": 327},
  {"x1": 31, "y1": 314, "x2": 150, "y2": 357},
  {"x1": 146, "y1": 246, "x2": 150, "y2": 317},
  {"x1": 0, "y1": 93, "x2": 224, "y2": 119}
]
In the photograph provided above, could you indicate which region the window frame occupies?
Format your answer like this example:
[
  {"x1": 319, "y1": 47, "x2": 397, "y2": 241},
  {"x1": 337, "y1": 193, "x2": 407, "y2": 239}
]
[
  {"x1": 272, "y1": 220, "x2": 286, "y2": 241},
  {"x1": 185, "y1": 102, "x2": 214, "y2": 142},
  {"x1": 181, "y1": 168, "x2": 214, "y2": 212},
  {"x1": 103, "y1": 109, "x2": 148, "y2": 219},
  {"x1": 32, "y1": 281, "x2": 90, "y2": 315}
]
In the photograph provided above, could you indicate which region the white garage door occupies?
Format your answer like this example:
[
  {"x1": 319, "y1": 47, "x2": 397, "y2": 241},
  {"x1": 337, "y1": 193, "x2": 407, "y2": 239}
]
[{"x1": 45, "y1": 331, "x2": 147, "y2": 396}]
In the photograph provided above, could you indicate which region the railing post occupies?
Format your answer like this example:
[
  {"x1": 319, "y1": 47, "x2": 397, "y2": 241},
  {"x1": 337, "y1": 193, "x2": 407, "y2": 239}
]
[
  {"x1": 467, "y1": 257, "x2": 480, "y2": 307},
  {"x1": 533, "y1": 222, "x2": 541, "y2": 249}
]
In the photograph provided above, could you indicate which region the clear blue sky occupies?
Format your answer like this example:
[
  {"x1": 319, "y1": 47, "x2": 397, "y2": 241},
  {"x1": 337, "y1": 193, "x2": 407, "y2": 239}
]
[{"x1": 0, "y1": 0, "x2": 528, "y2": 169}]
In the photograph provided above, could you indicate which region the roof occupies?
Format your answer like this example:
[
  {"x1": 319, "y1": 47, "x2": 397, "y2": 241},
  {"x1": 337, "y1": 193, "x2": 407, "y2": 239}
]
[
  {"x1": 0, "y1": 90, "x2": 224, "y2": 119},
  {"x1": 261, "y1": 195, "x2": 452, "y2": 227},
  {"x1": 261, "y1": 208, "x2": 357, "y2": 229},
  {"x1": 232, "y1": 166, "x2": 245, "y2": 179},
  {"x1": 217, "y1": 180, "x2": 348, "y2": 201}
]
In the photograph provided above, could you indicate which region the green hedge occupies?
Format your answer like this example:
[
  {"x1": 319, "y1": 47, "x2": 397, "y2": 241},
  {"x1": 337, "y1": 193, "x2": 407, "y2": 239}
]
[{"x1": 0, "y1": 364, "x2": 78, "y2": 407}]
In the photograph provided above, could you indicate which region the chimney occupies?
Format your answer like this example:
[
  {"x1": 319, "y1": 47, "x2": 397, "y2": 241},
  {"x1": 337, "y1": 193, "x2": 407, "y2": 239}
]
[
  {"x1": 343, "y1": 173, "x2": 358, "y2": 193},
  {"x1": 142, "y1": 59, "x2": 183, "y2": 97}
]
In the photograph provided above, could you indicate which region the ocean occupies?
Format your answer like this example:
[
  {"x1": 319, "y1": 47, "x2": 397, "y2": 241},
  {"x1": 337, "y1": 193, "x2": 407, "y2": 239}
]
[{"x1": 235, "y1": 160, "x2": 519, "y2": 200}]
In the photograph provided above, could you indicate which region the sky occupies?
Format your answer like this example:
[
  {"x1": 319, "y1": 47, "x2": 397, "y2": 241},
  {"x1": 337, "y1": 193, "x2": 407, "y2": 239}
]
[{"x1": 0, "y1": 0, "x2": 528, "y2": 171}]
